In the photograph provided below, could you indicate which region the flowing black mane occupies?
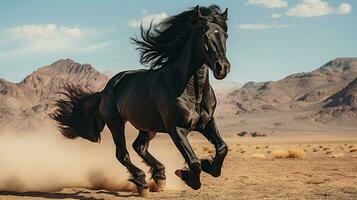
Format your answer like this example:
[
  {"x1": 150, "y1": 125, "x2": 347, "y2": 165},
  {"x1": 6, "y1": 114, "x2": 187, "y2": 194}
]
[{"x1": 132, "y1": 5, "x2": 227, "y2": 69}]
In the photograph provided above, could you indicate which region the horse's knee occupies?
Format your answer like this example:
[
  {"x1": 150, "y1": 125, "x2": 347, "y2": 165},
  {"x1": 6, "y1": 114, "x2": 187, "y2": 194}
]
[
  {"x1": 132, "y1": 141, "x2": 146, "y2": 156},
  {"x1": 115, "y1": 150, "x2": 130, "y2": 163}
]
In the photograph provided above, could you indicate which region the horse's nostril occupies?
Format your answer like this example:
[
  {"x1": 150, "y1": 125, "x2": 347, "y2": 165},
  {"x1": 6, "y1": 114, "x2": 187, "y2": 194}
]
[{"x1": 215, "y1": 62, "x2": 223, "y2": 72}]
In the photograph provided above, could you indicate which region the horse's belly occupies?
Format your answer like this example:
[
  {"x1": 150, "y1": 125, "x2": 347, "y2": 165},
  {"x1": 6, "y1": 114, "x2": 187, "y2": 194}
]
[{"x1": 118, "y1": 98, "x2": 166, "y2": 132}]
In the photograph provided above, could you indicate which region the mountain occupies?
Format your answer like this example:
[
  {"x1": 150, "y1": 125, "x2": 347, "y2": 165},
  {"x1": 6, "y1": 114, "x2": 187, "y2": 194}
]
[
  {"x1": 324, "y1": 77, "x2": 357, "y2": 108},
  {"x1": 0, "y1": 59, "x2": 108, "y2": 131},
  {"x1": 311, "y1": 77, "x2": 357, "y2": 125},
  {"x1": 1, "y1": 57, "x2": 356, "y2": 132},
  {"x1": 226, "y1": 58, "x2": 357, "y2": 114}
]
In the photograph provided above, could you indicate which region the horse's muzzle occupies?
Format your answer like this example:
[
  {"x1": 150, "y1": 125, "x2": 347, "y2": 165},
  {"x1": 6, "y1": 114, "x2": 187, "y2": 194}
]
[{"x1": 213, "y1": 60, "x2": 230, "y2": 80}]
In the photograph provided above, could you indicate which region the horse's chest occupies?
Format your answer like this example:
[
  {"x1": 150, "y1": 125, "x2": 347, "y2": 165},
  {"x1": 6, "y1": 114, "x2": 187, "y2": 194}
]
[{"x1": 176, "y1": 98, "x2": 211, "y2": 130}]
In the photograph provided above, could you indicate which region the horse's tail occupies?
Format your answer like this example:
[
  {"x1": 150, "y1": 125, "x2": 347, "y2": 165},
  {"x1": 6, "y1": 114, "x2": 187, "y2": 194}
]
[{"x1": 50, "y1": 84, "x2": 105, "y2": 142}]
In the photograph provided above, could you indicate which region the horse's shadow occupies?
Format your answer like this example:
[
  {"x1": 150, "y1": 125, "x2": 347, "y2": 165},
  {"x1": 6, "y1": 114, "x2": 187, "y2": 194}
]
[{"x1": 0, "y1": 190, "x2": 138, "y2": 200}]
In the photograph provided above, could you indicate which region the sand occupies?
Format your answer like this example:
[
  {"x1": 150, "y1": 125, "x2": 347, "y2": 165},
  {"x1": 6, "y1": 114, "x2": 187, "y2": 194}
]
[{"x1": 0, "y1": 130, "x2": 356, "y2": 200}]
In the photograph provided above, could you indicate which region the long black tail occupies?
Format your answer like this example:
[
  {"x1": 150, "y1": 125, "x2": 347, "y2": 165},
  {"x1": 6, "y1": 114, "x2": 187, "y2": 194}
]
[{"x1": 50, "y1": 84, "x2": 105, "y2": 142}]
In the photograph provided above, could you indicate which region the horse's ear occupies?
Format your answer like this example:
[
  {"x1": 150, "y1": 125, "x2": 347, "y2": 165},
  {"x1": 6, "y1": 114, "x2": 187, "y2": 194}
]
[
  {"x1": 195, "y1": 5, "x2": 203, "y2": 18},
  {"x1": 221, "y1": 8, "x2": 228, "y2": 19}
]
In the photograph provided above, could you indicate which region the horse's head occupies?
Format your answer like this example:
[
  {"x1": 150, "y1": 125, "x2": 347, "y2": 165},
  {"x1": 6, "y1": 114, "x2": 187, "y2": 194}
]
[{"x1": 194, "y1": 6, "x2": 230, "y2": 80}]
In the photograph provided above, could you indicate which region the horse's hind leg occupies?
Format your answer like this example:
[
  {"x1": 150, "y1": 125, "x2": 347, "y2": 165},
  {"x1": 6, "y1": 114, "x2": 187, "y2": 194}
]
[
  {"x1": 100, "y1": 96, "x2": 148, "y2": 196},
  {"x1": 132, "y1": 131, "x2": 166, "y2": 191}
]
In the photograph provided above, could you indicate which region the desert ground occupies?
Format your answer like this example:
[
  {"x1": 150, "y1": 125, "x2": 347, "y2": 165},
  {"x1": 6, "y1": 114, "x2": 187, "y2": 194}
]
[{"x1": 0, "y1": 119, "x2": 356, "y2": 200}]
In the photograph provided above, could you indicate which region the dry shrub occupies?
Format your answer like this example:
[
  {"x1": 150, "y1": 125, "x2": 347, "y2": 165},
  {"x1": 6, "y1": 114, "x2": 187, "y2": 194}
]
[
  {"x1": 325, "y1": 150, "x2": 333, "y2": 154},
  {"x1": 329, "y1": 153, "x2": 344, "y2": 158},
  {"x1": 306, "y1": 144, "x2": 311, "y2": 147},
  {"x1": 349, "y1": 145, "x2": 354, "y2": 149},
  {"x1": 312, "y1": 148, "x2": 319, "y2": 152},
  {"x1": 288, "y1": 149, "x2": 305, "y2": 158},
  {"x1": 240, "y1": 150, "x2": 246, "y2": 154},
  {"x1": 264, "y1": 145, "x2": 269, "y2": 149},
  {"x1": 323, "y1": 147, "x2": 331, "y2": 151},
  {"x1": 267, "y1": 150, "x2": 271, "y2": 154},
  {"x1": 272, "y1": 150, "x2": 289, "y2": 158},
  {"x1": 350, "y1": 148, "x2": 357, "y2": 153},
  {"x1": 250, "y1": 154, "x2": 266, "y2": 159},
  {"x1": 319, "y1": 145, "x2": 323, "y2": 149},
  {"x1": 273, "y1": 149, "x2": 305, "y2": 159},
  {"x1": 256, "y1": 146, "x2": 260, "y2": 149}
]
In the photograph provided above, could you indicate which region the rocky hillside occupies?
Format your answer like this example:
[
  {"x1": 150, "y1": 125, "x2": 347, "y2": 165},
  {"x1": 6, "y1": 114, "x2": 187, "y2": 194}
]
[
  {"x1": 311, "y1": 77, "x2": 357, "y2": 124},
  {"x1": 0, "y1": 59, "x2": 108, "y2": 130},
  {"x1": 226, "y1": 58, "x2": 357, "y2": 113}
]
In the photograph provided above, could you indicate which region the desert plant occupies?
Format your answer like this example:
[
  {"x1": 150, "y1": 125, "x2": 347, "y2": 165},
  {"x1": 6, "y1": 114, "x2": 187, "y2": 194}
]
[
  {"x1": 325, "y1": 150, "x2": 333, "y2": 154},
  {"x1": 273, "y1": 149, "x2": 305, "y2": 159},
  {"x1": 250, "y1": 153, "x2": 266, "y2": 159},
  {"x1": 350, "y1": 148, "x2": 357, "y2": 153}
]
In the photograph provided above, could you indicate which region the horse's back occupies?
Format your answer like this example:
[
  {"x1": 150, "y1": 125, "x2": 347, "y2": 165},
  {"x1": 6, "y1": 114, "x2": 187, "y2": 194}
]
[{"x1": 104, "y1": 69, "x2": 148, "y2": 91}]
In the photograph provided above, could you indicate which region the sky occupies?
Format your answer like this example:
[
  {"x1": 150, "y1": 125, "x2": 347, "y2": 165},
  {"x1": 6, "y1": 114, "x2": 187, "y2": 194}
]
[{"x1": 0, "y1": 0, "x2": 356, "y2": 84}]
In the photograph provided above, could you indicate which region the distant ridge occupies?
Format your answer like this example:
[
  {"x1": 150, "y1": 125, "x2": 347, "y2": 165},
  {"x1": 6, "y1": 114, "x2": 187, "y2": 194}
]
[{"x1": 0, "y1": 59, "x2": 109, "y2": 131}]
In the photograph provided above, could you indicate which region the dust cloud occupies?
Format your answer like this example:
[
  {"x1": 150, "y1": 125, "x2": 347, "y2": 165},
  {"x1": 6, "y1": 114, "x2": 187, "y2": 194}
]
[{"x1": 0, "y1": 127, "x2": 184, "y2": 193}]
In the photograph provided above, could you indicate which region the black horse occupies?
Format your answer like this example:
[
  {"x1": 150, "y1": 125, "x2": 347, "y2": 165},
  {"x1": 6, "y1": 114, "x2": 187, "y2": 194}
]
[{"x1": 51, "y1": 5, "x2": 230, "y2": 196}]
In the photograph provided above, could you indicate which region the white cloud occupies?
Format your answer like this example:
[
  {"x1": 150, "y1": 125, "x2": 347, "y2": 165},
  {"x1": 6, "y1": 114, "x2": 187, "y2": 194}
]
[
  {"x1": 0, "y1": 24, "x2": 109, "y2": 58},
  {"x1": 238, "y1": 23, "x2": 291, "y2": 30},
  {"x1": 128, "y1": 13, "x2": 168, "y2": 28},
  {"x1": 6, "y1": 24, "x2": 82, "y2": 39},
  {"x1": 247, "y1": 0, "x2": 288, "y2": 8},
  {"x1": 271, "y1": 13, "x2": 282, "y2": 18},
  {"x1": 286, "y1": 0, "x2": 352, "y2": 17},
  {"x1": 337, "y1": 3, "x2": 352, "y2": 14}
]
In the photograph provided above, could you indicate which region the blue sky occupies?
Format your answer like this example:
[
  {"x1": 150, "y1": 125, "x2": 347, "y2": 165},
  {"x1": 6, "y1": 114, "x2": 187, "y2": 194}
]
[{"x1": 0, "y1": 0, "x2": 356, "y2": 84}]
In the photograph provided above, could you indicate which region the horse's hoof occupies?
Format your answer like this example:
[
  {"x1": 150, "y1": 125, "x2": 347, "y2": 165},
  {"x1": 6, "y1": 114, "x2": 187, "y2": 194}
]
[
  {"x1": 149, "y1": 179, "x2": 165, "y2": 192},
  {"x1": 155, "y1": 179, "x2": 166, "y2": 191},
  {"x1": 137, "y1": 187, "x2": 149, "y2": 198},
  {"x1": 175, "y1": 167, "x2": 188, "y2": 178},
  {"x1": 155, "y1": 179, "x2": 166, "y2": 189}
]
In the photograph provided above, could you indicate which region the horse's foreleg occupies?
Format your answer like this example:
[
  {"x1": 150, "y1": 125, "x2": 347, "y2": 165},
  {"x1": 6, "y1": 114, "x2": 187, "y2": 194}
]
[
  {"x1": 106, "y1": 120, "x2": 148, "y2": 197},
  {"x1": 169, "y1": 126, "x2": 201, "y2": 190},
  {"x1": 132, "y1": 131, "x2": 166, "y2": 191},
  {"x1": 199, "y1": 117, "x2": 228, "y2": 177}
]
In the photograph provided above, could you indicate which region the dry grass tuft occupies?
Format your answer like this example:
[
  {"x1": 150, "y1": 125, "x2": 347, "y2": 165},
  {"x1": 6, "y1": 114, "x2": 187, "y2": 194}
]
[
  {"x1": 267, "y1": 150, "x2": 271, "y2": 154},
  {"x1": 273, "y1": 149, "x2": 305, "y2": 159},
  {"x1": 256, "y1": 146, "x2": 260, "y2": 149},
  {"x1": 350, "y1": 148, "x2": 357, "y2": 153},
  {"x1": 325, "y1": 150, "x2": 333, "y2": 154},
  {"x1": 288, "y1": 149, "x2": 305, "y2": 158},
  {"x1": 272, "y1": 150, "x2": 289, "y2": 158},
  {"x1": 240, "y1": 150, "x2": 246, "y2": 154},
  {"x1": 312, "y1": 148, "x2": 319, "y2": 152},
  {"x1": 250, "y1": 153, "x2": 266, "y2": 159},
  {"x1": 329, "y1": 153, "x2": 344, "y2": 158},
  {"x1": 323, "y1": 147, "x2": 331, "y2": 151}
]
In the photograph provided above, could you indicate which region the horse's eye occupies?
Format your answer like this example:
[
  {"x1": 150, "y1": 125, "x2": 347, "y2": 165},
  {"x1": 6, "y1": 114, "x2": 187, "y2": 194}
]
[{"x1": 214, "y1": 29, "x2": 219, "y2": 34}]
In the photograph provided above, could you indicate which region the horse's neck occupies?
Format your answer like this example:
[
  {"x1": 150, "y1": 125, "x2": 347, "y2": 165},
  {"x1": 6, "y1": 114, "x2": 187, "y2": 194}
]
[
  {"x1": 192, "y1": 65, "x2": 209, "y2": 103},
  {"x1": 165, "y1": 34, "x2": 204, "y2": 96}
]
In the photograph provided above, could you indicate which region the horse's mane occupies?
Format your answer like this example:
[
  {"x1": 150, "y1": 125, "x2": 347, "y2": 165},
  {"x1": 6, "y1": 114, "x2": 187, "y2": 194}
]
[{"x1": 131, "y1": 5, "x2": 227, "y2": 69}]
